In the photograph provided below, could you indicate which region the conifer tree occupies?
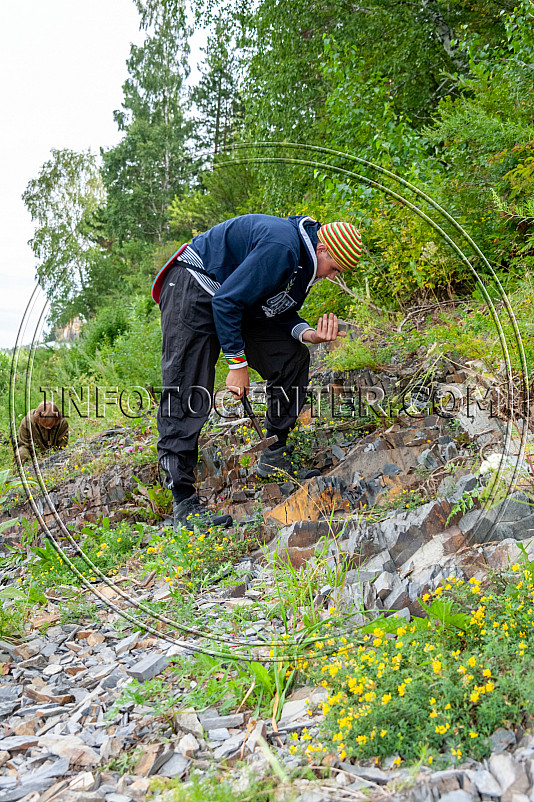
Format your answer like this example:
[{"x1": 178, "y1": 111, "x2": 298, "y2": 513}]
[{"x1": 102, "y1": 0, "x2": 191, "y2": 243}]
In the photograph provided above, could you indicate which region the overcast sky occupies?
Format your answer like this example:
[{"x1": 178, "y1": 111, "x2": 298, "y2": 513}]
[{"x1": 0, "y1": 1, "x2": 203, "y2": 350}]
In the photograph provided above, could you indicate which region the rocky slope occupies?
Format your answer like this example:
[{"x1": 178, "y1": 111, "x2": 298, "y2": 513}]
[{"x1": 0, "y1": 351, "x2": 532, "y2": 801}]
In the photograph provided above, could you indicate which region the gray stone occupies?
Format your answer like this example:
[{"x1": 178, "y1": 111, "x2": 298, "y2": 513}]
[
  {"x1": 105, "y1": 795, "x2": 132, "y2": 802},
  {"x1": 280, "y1": 482, "x2": 294, "y2": 495},
  {"x1": 489, "y1": 753, "x2": 529, "y2": 799},
  {"x1": 0, "y1": 782, "x2": 55, "y2": 801},
  {"x1": 494, "y1": 492, "x2": 533, "y2": 523},
  {"x1": 0, "y1": 686, "x2": 20, "y2": 701},
  {"x1": 0, "y1": 701, "x2": 20, "y2": 717},
  {"x1": 511, "y1": 514, "x2": 534, "y2": 539},
  {"x1": 465, "y1": 769, "x2": 502, "y2": 797},
  {"x1": 383, "y1": 577, "x2": 410, "y2": 611},
  {"x1": 377, "y1": 500, "x2": 451, "y2": 565},
  {"x1": 399, "y1": 531, "x2": 459, "y2": 577},
  {"x1": 438, "y1": 792, "x2": 473, "y2": 802},
  {"x1": 213, "y1": 732, "x2": 246, "y2": 759},
  {"x1": 21, "y1": 757, "x2": 70, "y2": 784},
  {"x1": 0, "y1": 757, "x2": 71, "y2": 802},
  {"x1": 364, "y1": 551, "x2": 396, "y2": 574},
  {"x1": 245, "y1": 719, "x2": 267, "y2": 754},
  {"x1": 292, "y1": 790, "x2": 324, "y2": 802},
  {"x1": 491, "y1": 727, "x2": 517, "y2": 753},
  {"x1": 418, "y1": 449, "x2": 440, "y2": 471},
  {"x1": 383, "y1": 463, "x2": 402, "y2": 476},
  {"x1": 198, "y1": 712, "x2": 244, "y2": 729},
  {"x1": 177, "y1": 733, "x2": 199, "y2": 757},
  {"x1": 345, "y1": 569, "x2": 380, "y2": 584},
  {"x1": 127, "y1": 653, "x2": 169, "y2": 683},
  {"x1": 114, "y1": 632, "x2": 140, "y2": 657},
  {"x1": 45, "y1": 627, "x2": 70, "y2": 644},
  {"x1": 207, "y1": 728, "x2": 230, "y2": 741},
  {"x1": 0, "y1": 641, "x2": 18, "y2": 661},
  {"x1": 0, "y1": 736, "x2": 38, "y2": 751},
  {"x1": 454, "y1": 408, "x2": 502, "y2": 440},
  {"x1": 443, "y1": 442, "x2": 459, "y2": 462},
  {"x1": 407, "y1": 561, "x2": 434, "y2": 592},
  {"x1": 156, "y1": 752, "x2": 189, "y2": 779},
  {"x1": 362, "y1": 581, "x2": 376, "y2": 608},
  {"x1": 175, "y1": 711, "x2": 203, "y2": 738},
  {"x1": 99, "y1": 736, "x2": 122, "y2": 763},
  {"x1": 448, "y1": 473, "x2": 478, "y2": 503},
  {"x1": 279, "y1": 698, "x2": 309, "y2": 725},
  {"x1": 43, "y1": 664, "x2": 63, "y2": 677},
  {"x1": 374, "y1": 572, "x2": 394, "y2": 600},
  {"x1": 98, "y1": 785, "x2": 120, "y2": 797},
  {"x1": 340, "y1": 764, "x2": 390, "y2": 785},
  {"x1": 332, "y1": 444, "x2": 345, "y2": 460},
  {"x1": 459, "y1": 510, "x2": 514, "y2": 543},
  {"x1": 101, "y1": 670, "x2": 122, "y2": 690}
]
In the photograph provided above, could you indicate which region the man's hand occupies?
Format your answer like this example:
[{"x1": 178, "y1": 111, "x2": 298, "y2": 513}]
[
  {"x1": 226, "y1": 366, "x2": 250, "y2": 399},
  {"x1": 302, "y1": 313, "x2": 347, "y2": 345}
]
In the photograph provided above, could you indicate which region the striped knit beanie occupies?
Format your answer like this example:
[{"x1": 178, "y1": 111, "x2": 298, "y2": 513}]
[{"x1": 317, "y1": 222, "x2": 362, "y2": 271}]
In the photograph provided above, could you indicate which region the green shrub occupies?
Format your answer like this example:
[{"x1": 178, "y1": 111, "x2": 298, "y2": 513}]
[
  {"x1": 299, "y1": 552, "x2": 534, "y2": 767},
  {"x1": 82, "y1": 306, "x2": 130, "y2": 357}
]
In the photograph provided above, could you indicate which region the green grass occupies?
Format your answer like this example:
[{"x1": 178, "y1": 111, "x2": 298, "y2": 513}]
[
  {"x1": 149, "y1": 772, "x2": 278, "y2": 802},
  {"x1": 326, "y1": 338, "x2": 380, "y2": 372}
]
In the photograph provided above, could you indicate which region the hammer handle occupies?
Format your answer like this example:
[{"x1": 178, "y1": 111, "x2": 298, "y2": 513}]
[{"x1": 242, "y1": 393, "x2": 264, "y2": 439}]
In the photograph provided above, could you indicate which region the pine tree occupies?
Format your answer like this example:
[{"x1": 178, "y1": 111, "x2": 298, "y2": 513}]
[
  {"x1": 191, "y1": 19, "x2": 242, "y2": 159},
  {"x1": 102, "y1": 0, "x2": 191, "y2": 244}
]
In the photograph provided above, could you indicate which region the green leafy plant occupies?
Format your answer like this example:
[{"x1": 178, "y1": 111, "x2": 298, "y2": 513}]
[
  {"x1": 17, "y1": 516, "x2": 40, "y2": 549},
  {"x1": 31, "y1": 519, "x2": 148, "y2": 587},
  {"x1": 300, "y1": 557, "x2": 534, "y2": 767},
  {"x1": 0, "y1": 582, "x2": 47, "y2": 642},
  {"x1": 447, "y1": 487, "x2": 479, "y2": 525},
  {"x1": 108, "y1": 676, "x2": 181, "y2": 732},
  {"x1": 59, "y1": 597, "x2": 100, "y2": 625},
  {"x1": 261, "y1": 533, "x2": 349, "y2": 633},
  {"x1": 133, "y1": 477, "x2": 173, "y2": 520},
  {"x1": 0, "y1": 470, "x2": 37, "y2": 535},
  {"x1": 142, "y1": 522, "x2": 251, "y2": 591},
  {"x1": 105, "y1": 746, "x2": 144, "y2": 776},
  {"x1": 149, "y1": 771, "x2": 278, "y2": 802}
]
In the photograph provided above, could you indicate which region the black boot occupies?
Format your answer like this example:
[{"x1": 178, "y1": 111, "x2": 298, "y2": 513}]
[
  {"x1": 256, "y1": 444, "x2": 294, "y2": 478},
  {"x1": 173, "y1": 495, "x2": 233, "y2": 529}
]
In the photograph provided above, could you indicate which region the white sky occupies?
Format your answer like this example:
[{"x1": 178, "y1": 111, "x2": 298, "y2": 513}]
[{"x1": 0, "y1": 1, "x2": 204, "y2": 350}]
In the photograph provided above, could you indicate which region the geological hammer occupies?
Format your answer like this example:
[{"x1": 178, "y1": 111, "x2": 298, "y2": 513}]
[{"x1": 242, "y1": 391, "x2": 276, "y2": 451}]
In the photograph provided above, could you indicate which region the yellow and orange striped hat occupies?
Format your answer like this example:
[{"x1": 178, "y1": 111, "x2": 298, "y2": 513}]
[{"x1": 317, "y1": 222, "x2": 362, "y2": 271}]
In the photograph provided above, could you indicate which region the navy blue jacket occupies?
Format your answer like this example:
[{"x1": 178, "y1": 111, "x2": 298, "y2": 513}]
[{"x1": 190, "y1": 214, "x2": 320, "y2": 366}]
